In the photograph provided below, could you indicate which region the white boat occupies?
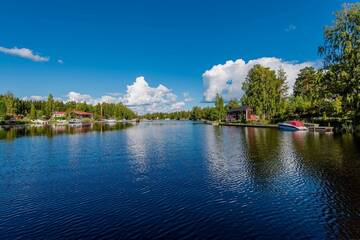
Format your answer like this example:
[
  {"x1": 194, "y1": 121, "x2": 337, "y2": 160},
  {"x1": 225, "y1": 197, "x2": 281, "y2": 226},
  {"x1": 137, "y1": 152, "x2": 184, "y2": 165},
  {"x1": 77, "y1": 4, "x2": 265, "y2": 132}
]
[
  {"x1": 56, "y1": 120, "x2": 68, "y2": 126},
  {"x1": 32, "y1": 119, "x2": 48, "y2": 125},
  {"x1": 68, "y1": 119, "x2": 82, "y2": 125},
  {"x1": 279, "y1": 121, "x2": 308, "y2": 131},
  {"x1": 104, "y1": 119, "x2": 117, "y2": 124}
]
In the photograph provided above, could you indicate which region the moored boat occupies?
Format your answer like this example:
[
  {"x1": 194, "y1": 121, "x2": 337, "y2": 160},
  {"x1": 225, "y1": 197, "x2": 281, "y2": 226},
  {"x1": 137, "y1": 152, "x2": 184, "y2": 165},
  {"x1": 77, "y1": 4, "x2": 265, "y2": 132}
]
[
  {"x1": 56, "y1": 120, "x2": 68, "y2": 126},
  {"x1": 104, "y1": 119, "x2": 117, "y2": 124},
  {"x1": 278, "y1": 120, "x2": 308, "y2": 131},
  {"x1": 68, "y1": 119, "x2": 82, "y2": 125},
  {"x1": 32, "y1": 119, "x2": 48, "y2": 126}
]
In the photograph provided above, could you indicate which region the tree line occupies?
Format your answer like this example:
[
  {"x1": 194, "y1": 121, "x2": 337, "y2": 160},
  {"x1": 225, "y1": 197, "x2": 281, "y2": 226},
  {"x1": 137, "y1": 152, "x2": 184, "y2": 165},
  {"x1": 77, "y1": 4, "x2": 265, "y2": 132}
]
[
  {"x1": 142, "y1": 95, "x2": 229, "y2": 121},
  {"x1": 0, "y1": 93, "x2": 137, "y2": 121}
]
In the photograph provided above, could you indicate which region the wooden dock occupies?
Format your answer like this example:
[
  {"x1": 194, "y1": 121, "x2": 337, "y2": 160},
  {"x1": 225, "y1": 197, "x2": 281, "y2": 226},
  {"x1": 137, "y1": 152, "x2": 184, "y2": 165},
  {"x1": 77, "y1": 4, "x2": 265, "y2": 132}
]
[
  {"x1": 308, "y1": 126, "x2": 334, "y2": 133},
  {"x1": 220, "y1": 122, "x2": 333, "y2": 133},
  {"x1": 304, "y1": 123, "x2": 333, "y2": 133},
  {"x1": 220, "y1": 122, "x2": 278, "y2": 128}
]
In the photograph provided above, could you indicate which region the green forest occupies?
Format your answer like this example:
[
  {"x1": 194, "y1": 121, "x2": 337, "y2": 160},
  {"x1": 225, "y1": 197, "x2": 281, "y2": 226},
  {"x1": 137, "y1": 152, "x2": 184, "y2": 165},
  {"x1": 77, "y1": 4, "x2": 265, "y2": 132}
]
[{"x1": 0, "y1": 93, "x2": 137, "y2": 122}]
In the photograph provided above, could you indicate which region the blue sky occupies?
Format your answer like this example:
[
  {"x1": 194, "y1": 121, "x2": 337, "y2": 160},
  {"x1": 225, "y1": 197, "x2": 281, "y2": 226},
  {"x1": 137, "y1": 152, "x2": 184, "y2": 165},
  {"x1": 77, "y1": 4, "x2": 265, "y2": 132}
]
[{"x1": 0, "y1": 0, "x2": 355, "y2": 112}]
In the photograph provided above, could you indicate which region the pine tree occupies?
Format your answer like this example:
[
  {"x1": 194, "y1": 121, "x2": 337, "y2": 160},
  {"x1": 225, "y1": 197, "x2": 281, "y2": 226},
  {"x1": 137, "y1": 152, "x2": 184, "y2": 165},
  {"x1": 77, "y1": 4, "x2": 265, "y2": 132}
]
[{"x1": 29, "y1": 103, "x2": 37, "y2": 120}]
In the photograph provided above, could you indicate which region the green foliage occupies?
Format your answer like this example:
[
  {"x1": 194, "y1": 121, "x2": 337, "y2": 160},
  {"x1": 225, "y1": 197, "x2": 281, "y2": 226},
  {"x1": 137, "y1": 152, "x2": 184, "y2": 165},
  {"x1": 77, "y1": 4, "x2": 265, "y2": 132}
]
[
  {"x1": 332, "y1": 96, "x2": 343, "y2": 116},
  {"x1": 36, "y1": 110, "x2": 44, "y2": 119},
  {"x1": 143, "y1": 95, "x2": 237, "y2": 122},
  {"x1": 45, "y1": 94, "x2": 54, "y2": 118},
  {"x1": 94, "y1": 102, "x2": 137, "y2": 120},
  {"x1": 29, "y1": 104, "x2": 37, "y2": 120},
  {"x1": 190, "y1": 106, "x2": 203, "y2": 120},
  {"x1": 0, "y1": 99, "x2": 6, "y2": 118},
  {"x1": 241, "y1": 65, "x2": 287, "y2": 120},
  {"x1": 319, "y1": 3, "x2": 360, "y2": 122},
  {"x1": 3, "y1": 92, "x2": 15, "y2": 115},
  {"x1": 143, "y1": 111, "x2": 191, "y2": 120},
  {"x1": 293, "y1": 67, "x2": 320, "y2": 98},
  {"x1": 227, "y1": 99, "x2": 240, "y2": 110},
  {"x1": 277, "y1": 67, "x2": 289, "y2": 98},
  {"x1": 214, "y1": 94, "x2": 226, "y2": 121},
  {"x1": 144, "y1": 94, "x2": 235, "y2": 122},
  {"x1": 0, "y1": 92, "x2": 137, "y2": 121}
]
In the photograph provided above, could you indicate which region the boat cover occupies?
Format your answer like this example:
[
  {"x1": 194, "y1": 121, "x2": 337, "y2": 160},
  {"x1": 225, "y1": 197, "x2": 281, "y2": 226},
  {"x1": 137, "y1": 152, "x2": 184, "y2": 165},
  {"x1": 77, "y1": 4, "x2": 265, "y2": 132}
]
[{"x1": 289, "y1": 120, "x2": 305, "y2": 127}]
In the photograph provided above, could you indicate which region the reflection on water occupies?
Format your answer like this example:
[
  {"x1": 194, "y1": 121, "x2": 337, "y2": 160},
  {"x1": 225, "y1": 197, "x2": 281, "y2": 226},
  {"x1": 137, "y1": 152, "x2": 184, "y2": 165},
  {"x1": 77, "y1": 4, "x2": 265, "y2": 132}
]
[
  {"x1": 0, "y1": 123, "x2": 134, "y2": 141},
  {"x1": 203, "y1": 125, "x2": 360, "y2": 238},
  {"x1": 0, "y1": 121, "x2": 360, "y2": 239},
  {"x1": 204, "y1": 125, "x2": 251, "y2": 190},
  {"x1": 289, "y1": 133, "x2": 360, "y2": 238}
]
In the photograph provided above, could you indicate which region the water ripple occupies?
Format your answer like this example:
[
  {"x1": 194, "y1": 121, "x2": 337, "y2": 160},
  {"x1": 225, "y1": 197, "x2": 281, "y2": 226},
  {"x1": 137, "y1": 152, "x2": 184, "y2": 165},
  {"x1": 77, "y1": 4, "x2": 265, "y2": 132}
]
[{"x1": 0, "y1": 122, "x2": 360, "y2": 239}]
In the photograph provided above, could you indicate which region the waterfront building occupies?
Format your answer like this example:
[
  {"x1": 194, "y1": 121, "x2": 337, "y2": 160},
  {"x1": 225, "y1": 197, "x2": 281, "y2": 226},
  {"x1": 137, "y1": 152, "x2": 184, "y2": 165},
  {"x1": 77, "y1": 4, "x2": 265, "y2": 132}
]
[{"x1": 226, "y1": 106, "x2": 259, "y2": 122}]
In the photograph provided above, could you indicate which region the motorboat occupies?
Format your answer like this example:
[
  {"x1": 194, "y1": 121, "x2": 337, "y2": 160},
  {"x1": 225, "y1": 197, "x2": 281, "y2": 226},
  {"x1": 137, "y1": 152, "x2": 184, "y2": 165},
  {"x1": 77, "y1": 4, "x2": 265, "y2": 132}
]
[
  {"x1": 56, "y1": 120, "x2": 68, "y2": 126},
  {"x1": 32, "y1": 119, "x2": 48, "y2": 126},
  {"x1": 104, "y1": 119, "x2": 117, "y2": 124},
  {"x1": 279, "y1": 120, "x2": 308, "y2": 131},
  {"x1": 68, "y1": 119, "x2": 82, "y2": 125}
]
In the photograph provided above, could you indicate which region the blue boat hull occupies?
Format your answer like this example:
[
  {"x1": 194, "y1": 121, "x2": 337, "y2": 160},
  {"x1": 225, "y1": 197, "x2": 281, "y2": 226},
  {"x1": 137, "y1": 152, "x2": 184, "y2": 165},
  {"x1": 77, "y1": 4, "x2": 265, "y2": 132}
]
[{"x1": 278, "y1": 123, "x2": 308, "y2": 131}]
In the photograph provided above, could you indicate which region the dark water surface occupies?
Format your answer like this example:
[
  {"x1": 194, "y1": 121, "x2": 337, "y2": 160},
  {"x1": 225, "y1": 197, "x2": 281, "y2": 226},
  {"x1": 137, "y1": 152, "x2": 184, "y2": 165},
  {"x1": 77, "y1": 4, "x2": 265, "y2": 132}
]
[{"x1": 1, "y1": 121, "x2": 360, "y2": 239}]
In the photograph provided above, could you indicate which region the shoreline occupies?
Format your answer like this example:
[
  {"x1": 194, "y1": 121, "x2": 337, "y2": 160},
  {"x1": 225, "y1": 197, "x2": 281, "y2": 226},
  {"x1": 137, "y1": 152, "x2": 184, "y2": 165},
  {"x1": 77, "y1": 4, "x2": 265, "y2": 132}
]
[
  {"x1": 220, "y1": 122, "x2": 278, "y2": 128},
  {"x1": 0, "y1": 120, "x2": 335, "y2": 133}
]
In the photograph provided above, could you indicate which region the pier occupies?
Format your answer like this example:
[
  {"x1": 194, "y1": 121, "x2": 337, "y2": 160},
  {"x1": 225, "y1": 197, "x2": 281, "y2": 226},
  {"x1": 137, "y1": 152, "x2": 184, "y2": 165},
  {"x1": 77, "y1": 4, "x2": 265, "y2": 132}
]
[
  {"x1": 219, "y1": 122, "x2": 333, "y2": 133},
  {"x1": 220, "y1": 122, "x2": 278, "y2": 128}
]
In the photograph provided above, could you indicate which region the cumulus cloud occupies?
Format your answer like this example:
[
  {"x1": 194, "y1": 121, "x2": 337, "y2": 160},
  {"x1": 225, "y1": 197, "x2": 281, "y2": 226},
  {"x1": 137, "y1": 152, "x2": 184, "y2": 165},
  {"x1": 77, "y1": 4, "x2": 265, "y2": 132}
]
[
  {"x1": 122, "y1": 76, "x2": 176, "y2": 106},
  {"x1": 98, "y1": 95, "x2": 118, "y2": 104},
  {"x1": 22, "y1": 76, "x2": 189, "y2": 114},
  {"x1": 67, "y1": 91, "x2": 94, "y2": 104},
  {"x1": 202, "y1": 57, "x2": 316, "y2": 102},
  {"x1": 171, "y1": 101, "x2": 186, "y2": 111},
  {"x1": 57, "y1": 59, "x2": 64, "y2": 64},
  {"x1": 0, "y1": 46, "x2": 49, "y2": 62},
  {"x1": 122, "y1": 76, "x2": 185, "y2": 114},
  {"x1": 65, "y1": 91, "x2": 120, "y2": 105}
]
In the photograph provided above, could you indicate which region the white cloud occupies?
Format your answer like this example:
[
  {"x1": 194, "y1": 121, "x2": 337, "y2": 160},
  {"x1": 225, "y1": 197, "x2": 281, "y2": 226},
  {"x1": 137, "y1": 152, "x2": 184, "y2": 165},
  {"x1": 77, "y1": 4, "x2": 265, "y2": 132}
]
[
  {"x1": 65, "y1": 91, "x2": 120, "y2": 105},
  {"x1": 22, "y1": 96, "x2": 47, "y2": 101},
  {"x1": 98, "y1": 95, "x2": 118, "y2": 104},
  {"x1": 183, "y1": 92, "x2": 194, "y2": 103},
  {"x1": 0, "y1": 46, "x2": 49, "y2": 62},
  {"x1": 171, "y1": 101, "x2": 186, "y2": 111},
  {"x1": 67, "y1": 91, "x2": 94, "y2": 104},
  {"x1": 106, "y1": 92, "x2": 122, "y2": 97},
  {"x1": 285, "y1": 24, "x2": 296, "y2": 32},
  {"x1": 22, "y1": 92, "x2": 118, "y2": 105},
  {"x1": 202, "y1": 57, "x2": 315, "y2": 102},
  {"x1": 57, "y1": 59, "x2": 64, "y2": 64},
  {"x1": 122, "y1": 76, "x2": 176, "y2": 106},
  {"x1": 122, "y1": 76, "x2": 186, "y2": 114},
  {"x1": 22, "y1": 76, "x2": 189, "y2": 114}
]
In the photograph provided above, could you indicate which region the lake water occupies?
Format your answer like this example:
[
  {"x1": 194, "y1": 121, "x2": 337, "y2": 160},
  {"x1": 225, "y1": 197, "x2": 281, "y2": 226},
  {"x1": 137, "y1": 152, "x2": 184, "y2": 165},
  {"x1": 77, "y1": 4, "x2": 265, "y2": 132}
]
[{"x1": 1, "y1": 121, "x2": 360, "y2": 239}]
